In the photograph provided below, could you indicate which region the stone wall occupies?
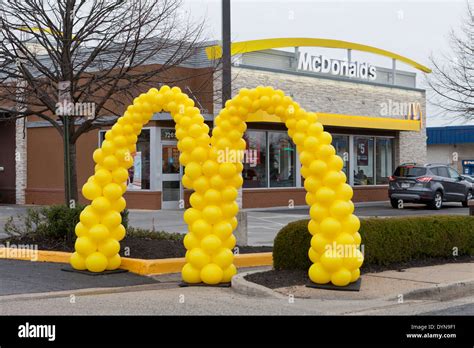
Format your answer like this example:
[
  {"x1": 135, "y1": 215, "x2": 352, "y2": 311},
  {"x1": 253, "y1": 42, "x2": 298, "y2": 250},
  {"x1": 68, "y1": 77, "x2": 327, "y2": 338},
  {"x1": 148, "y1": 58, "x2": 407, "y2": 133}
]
[{"x1": 214, "y1": 67, "x2": 427, "y2": 165}]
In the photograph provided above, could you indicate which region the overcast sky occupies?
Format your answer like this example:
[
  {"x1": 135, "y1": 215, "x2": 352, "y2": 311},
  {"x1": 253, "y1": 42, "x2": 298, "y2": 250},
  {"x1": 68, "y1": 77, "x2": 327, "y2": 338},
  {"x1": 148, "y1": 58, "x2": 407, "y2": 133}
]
[{"x1": 182, "y1": 0, "x2": 470, "y2": 126}]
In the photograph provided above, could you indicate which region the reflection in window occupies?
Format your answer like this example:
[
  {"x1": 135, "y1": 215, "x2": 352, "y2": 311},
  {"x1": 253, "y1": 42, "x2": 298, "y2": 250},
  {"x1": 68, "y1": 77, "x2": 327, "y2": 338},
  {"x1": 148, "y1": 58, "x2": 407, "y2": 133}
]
[
  {"x1": 243, "y1": 131, "x2": 267, "y2": 188},
  {"x1": 354, "y1": 136, "x2": 374, "y2": 185},
  {"x1": 332, "y1": 135, "x2": 350, "y2": 178},
  {"x1": 269, "y1": 132, "x2": 296, "y2": 187},
  {"x1": 99, "y1": 129, "x2": 151, "y2": 190},
  {"x1": 162, "y1": 144, "x2": 180, "y2": 174},
  {"x1": 376, "y1": 138, "x2": 394, "y2": 184}
]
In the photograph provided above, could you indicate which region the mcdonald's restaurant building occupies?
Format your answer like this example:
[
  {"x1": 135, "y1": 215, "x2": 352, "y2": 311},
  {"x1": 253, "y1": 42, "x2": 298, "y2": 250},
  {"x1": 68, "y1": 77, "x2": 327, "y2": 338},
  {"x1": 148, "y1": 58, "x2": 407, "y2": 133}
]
[{"x1": 0, "y1": 38, "x2": 428, "y2": 210}]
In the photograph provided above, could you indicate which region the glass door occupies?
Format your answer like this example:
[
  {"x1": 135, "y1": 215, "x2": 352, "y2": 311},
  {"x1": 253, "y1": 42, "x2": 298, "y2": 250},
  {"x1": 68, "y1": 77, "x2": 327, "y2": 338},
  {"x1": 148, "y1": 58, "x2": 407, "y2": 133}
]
[{"x1": 161, "y1": 142, "x2": 181, "y2": 209}]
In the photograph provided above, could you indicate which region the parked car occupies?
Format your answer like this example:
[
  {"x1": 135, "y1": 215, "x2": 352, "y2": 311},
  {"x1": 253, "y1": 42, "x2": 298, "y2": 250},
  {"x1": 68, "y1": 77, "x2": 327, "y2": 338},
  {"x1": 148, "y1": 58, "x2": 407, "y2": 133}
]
[{"x1": 388, "y1": 163, "x2": 473, "y2": 209}]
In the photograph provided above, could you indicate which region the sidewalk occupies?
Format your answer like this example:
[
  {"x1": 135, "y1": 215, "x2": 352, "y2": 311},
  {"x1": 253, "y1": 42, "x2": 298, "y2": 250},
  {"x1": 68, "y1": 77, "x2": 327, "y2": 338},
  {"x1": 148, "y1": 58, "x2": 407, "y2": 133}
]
[{"x1": 234, "y1": 262, "x2": 474, "y2": 301}]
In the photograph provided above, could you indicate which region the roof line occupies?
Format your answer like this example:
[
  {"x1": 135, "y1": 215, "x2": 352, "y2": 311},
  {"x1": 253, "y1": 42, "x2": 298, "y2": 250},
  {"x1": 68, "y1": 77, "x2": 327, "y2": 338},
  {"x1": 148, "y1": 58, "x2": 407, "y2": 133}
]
[{"x1": 205, "y1": 37, "x2": 432, "y2": 73}]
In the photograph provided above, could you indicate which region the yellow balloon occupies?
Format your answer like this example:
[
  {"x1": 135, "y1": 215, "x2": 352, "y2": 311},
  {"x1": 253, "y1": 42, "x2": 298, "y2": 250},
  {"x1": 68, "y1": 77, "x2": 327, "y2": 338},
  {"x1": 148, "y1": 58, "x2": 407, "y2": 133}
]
[
  {"x1": 331, "y1": 268, "x2": 352, "y2": 287},
  {"x1": 193, "y1": 176, "x2": 210, "y2": 193},
  {"x1": 308, "y1": 247, "x2": 320, "y2": 263},
  {"x1": 222, "y1": 264, "x2": 237, "y2": 282},
  {"x1": 85, "y1": 252, "x2": 108, "y2": 273},
  {"x1": 182, "y1": 263, "x2": 201, "y2": 284},
  {"x1": 191, "y1": 219, "x2": 211, "y2": 238},
  {"x1": 330, "y1": 200, "x2": 352, "y2": 218},
  {"x1": 221, "y1": 186, "x2": 238, "y2": 201},
  {"x1": 183, "y1": 233, "x2": 200, "y2": 250},
  {"x1": 320, "y1": 250, "x2": 343, "y2": 272},
  {"x1": 70, "y1": 252, "x2": 87, "y2": 270},
  {"x1": 219, "y1": 163, "x2": 236, "y2": 178},
  {"x1": 103, "y1": 183, "x2": 123, "y2": 201},
  {"x1": 202, "y1": 205, "x2": 223, "y2": 223},
  {"x1": 110, "y1": 224, "x2": 126, "y2": 241},
  {"x1": 94, "y1": 168, "x2": 112, "y2": 185},
  {"x1": 351, "y1": 268, "x2": 361, "y2": 282},
  {"x1": 309, "y1": 203, "x2": 329, "y2": 222},
  {"x1": 212, "y1": 221, "x2": 233, "y2": 240},
  {"x1": 89, "y1": 224, "x2": 110, "y2": 241},
  {"x1": 102, "y1": 155, "x2": 119, "y2": 170},
  {"x1": 222, "y1": 234, "x2": 236, "y2": 249},
  {"x1": 111, "y1": 197, "x2": 126, "y2": 212},
  {"x1": 202, "y1": 160, "x2": 219, "y2": 176},
  {"x1": 200, "y1": 263, "x2": 224, "y2": 285},
  {"x1": 80, "y1": 207, "x2": 100, "y2": 227},
  {"x1": 308, "y1": 263, "x2": 331, "y2": 284},
  {"x1": 320, "y1": 217, "x2": 342, "y2": 238},
  {"x1": 101, "y1": 211, "x2": 122, "y2": 229},
  {"x1": 221, "y1": 202, "x2": 238, "y2": 218},
  {"x1": 212, "y1": 248, "x2": 234, "y2": 269},
  {"x1": 200, "y1": 234, "x2": 222, "y2": 253},
  {"x1": 310, "y1": 234, "x2": 330, "y2": 254},
  {"x1": 91, "y1": 196, "x2": 111, "y2": 213},
  {"x1": 183, "y1": 208, "x2": 202, "y2": 225},
  {"x1": 75, "y1": 236, "x2": 97, "y2": 256},
  {"x1": 98, "y1": 238, "x2": 121, "y2": 257},
  {"x1": 204, "y1": 189, "x2": 222, "y2": 204},
  {"x1": 189, "y1": 192, "x2": 206, "y2": 209},
  {"x1": 82, "y1": 181, "x2": 102, "y2": 200},
  {"x1": 106, "y1": 254, "x2": 122, "y2": 270},
  {"x1": 315, "y1": 187, "x2": 336, "y2": 202},
  {"x1": 74, "y1": 222, "x2": 89, "y2": 238},
  {"x1": 188, "y1": 248, "x2": 211, "y2": 269},
  {"x1": 185, "y1": 162, "x2": 202, "y2": 180}
]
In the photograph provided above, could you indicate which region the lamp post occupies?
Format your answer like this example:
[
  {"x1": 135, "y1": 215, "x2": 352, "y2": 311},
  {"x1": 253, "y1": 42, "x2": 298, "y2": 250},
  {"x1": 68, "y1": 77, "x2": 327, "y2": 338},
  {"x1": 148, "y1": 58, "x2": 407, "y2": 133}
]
[{"x1": 221, "y1": 0, "x2": 231, "y2": 108}]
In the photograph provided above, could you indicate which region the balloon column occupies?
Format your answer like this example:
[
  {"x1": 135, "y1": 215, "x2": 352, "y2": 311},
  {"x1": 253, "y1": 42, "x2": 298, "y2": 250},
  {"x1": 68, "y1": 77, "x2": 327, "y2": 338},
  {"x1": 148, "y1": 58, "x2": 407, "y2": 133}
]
[{"x1": 71, "y1": 85, "x2": 363, "y2": 287}]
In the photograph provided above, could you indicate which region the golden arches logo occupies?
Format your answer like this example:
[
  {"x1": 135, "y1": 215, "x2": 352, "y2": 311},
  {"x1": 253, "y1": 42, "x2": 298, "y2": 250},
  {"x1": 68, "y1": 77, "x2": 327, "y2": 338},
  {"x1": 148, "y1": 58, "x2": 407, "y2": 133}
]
[{"x1": 71, "y1": 85, "x2": 363, "y2": 286}]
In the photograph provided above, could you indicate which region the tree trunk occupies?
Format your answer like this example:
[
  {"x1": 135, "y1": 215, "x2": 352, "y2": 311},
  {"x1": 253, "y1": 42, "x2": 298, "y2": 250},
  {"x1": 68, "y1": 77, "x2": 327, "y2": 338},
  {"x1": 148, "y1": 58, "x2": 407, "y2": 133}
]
[
  {"x1": 65, "y1": 138, "x2": 79, "y2": 245},
  {"x1": 68, "y1": 139, "x2": 79, "y2": 204}
]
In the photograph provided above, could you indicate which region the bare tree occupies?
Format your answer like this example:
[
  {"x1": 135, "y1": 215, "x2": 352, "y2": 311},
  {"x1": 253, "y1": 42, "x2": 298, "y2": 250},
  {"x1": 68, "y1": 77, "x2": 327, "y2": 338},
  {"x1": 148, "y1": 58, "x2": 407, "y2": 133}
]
[
  {"x1": 427, "y1": 2, "x2": 474, "y2": 122},
  {"x1": 0, "y1": 0, "x2": 217, "y2": 205}
]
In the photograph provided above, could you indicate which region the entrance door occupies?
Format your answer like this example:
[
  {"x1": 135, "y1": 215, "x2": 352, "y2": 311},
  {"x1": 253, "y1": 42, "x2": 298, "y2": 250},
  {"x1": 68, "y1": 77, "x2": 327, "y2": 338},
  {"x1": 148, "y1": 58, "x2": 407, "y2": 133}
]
[
  {"x1": 0, "y1": 121, "x2": 16, "y2": 204},
  {"x1": 161, "y1": 142, "x2": 182, "y2": 209}
]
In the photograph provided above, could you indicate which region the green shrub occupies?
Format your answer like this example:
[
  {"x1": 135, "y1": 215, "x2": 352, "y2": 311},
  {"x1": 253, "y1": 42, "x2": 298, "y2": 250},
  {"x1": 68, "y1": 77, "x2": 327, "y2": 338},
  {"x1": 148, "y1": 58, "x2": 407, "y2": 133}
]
[
  {"x1": 273, "y1": 216, "x2": 474, "y2": 270},
  {"x1": 4, "y1": 205, "x2": 129, "y2": 241}
]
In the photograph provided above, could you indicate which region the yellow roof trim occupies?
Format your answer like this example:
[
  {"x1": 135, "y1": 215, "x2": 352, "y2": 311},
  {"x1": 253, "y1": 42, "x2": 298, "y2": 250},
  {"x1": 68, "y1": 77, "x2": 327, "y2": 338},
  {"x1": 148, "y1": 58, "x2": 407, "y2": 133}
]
[
  {"x1": 247, "y1": 110, "x2": 421, "y2": 132},
  {"x1": 206, "y1": 37, "x2": 431, "y2": 73}
]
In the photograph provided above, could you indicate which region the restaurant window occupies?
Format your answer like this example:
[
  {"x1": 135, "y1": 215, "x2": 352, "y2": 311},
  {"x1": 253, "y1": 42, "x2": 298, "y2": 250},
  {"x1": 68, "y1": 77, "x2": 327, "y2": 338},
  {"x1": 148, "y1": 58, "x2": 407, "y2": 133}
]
[
  {"x1": 353, "y1": 136, "x2": 374, "y2": 185},
  {"x1": 99, "y1": 129, "x2": 151, "y2": 190},
  {"x1": 332, "y1": 135, "x2": 350, "y2": 178},
  {"x1": 269, "y1": 132, "x2": 296, "y2": 187},
  {"x1": 376, "y1": 137, "x2": 394, "y2": 184},
  {"x1": 243, "y1": 131, "x2": 267, "y2": 188}
]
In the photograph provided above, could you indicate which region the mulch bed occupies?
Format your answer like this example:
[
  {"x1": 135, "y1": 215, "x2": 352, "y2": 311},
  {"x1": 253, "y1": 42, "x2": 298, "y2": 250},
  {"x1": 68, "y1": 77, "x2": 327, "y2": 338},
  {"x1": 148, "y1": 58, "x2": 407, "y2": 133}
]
[
  {"x1": 246, "y1": 255, "x2": 474, "y2": 289},
  {"x1": 2, "y1": 235, "x2": 272, "y2": 260}
]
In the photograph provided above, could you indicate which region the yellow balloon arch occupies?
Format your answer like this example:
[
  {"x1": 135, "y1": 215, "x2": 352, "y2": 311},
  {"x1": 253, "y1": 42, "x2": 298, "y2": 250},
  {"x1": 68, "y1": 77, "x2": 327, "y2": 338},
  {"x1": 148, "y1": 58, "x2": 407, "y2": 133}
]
[{"x1": 71, "y1": 85, "x2": 363, "y2": 286}]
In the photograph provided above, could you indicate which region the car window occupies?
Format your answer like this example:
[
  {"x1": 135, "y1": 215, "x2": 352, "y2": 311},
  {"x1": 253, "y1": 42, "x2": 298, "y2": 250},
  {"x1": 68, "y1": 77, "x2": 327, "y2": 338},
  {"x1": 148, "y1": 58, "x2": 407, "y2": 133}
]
[
  {"x1": 437, "y1": 167, "x2": 450, "y2": 178},
  {"x1": 430, "y1": 167, "x2": 439, "y2": 176},
  {"x1": 448, "y1": 168, "x2": 460, "y2": 179},
  {"x1": 393, "y1": 166, "x2": 426, "y2": 177}
]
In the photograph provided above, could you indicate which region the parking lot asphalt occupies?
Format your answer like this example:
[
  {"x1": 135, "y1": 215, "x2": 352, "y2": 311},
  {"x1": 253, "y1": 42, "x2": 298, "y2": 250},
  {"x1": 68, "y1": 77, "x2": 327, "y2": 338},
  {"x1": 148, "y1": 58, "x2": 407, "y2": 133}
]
[
  {"x1": 0, "y1": 259, "x2": 158, "y2": 296},
  {"x1": 0, "y1": 201, "x2": 470, "y2": 246}
]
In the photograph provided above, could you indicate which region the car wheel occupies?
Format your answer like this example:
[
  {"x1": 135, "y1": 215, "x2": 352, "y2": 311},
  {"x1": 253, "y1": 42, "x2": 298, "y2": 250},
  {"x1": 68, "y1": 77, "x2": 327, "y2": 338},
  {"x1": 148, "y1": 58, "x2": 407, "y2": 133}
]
[
  {"x1": 462, "y1": 190, "x2": 472, "y2": 208},
  {"x1": 390, "y1": 198, "x2": 402, "y2": 209},
  {"x1": 429, "y1": 191, "x2": 443, "y2": 210}
]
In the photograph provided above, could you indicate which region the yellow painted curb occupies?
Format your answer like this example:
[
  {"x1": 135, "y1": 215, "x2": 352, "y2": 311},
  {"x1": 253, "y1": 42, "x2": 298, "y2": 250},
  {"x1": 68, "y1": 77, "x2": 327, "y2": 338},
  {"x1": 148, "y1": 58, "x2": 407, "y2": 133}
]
[{"x1": 0, "y1": 248, "x2": 273, "y2": 276}]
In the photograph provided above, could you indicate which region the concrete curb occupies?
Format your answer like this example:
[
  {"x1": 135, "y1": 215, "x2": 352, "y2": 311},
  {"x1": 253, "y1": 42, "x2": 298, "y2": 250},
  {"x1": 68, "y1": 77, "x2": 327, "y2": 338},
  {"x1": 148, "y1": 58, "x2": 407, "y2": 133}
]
[
  {"x1": 231, "y1": 269, "x2": 285, "y2": 299},
  {"x1": 0, "y1": 283, "x2": 173, "y2": 303},
  {"x1": 0, "y1": 248, "x2": 273, "y2": 276},
  {"x1": 398, "y1": 278, "x2": 474, "y2": 301},
  {"x1": 231, "y1": 269, "x2": 474, "y2": 302}
]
